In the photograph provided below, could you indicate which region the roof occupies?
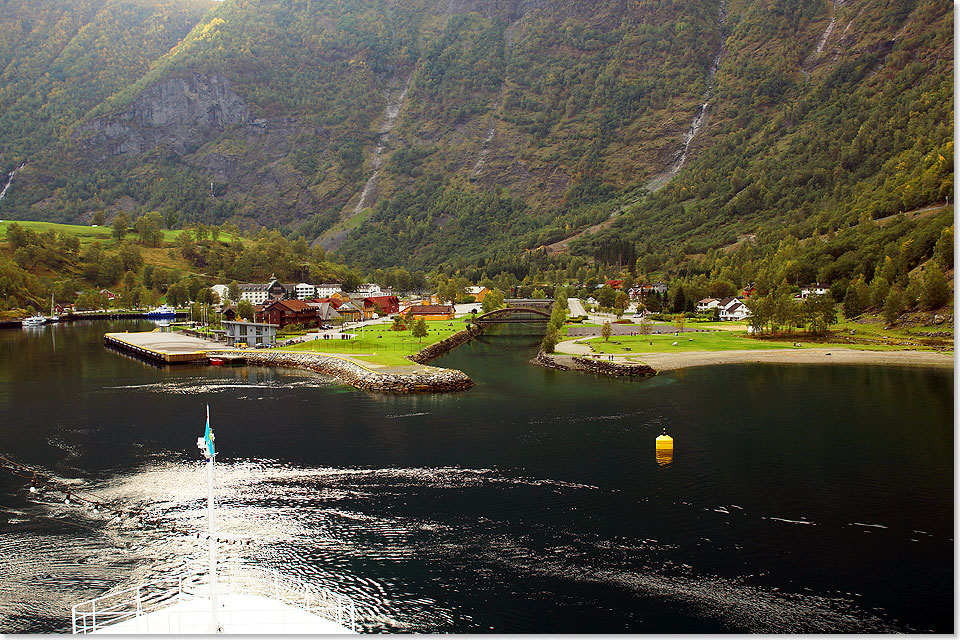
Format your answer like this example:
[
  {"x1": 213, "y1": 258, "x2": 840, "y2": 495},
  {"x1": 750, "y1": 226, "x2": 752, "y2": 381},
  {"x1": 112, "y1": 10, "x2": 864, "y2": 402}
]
[
  {"x1": 697, "y1": 298, "x2": 717, "y2": 304},
  {"x1": 466, "y1": 286, "x2": 487, "y2": 294},
  {"x1": 408, "y1": 305, "x2": 454, "y2": 314},
  {"x1": 262, "y1": 299, "x2": 315, "y2": 312}
]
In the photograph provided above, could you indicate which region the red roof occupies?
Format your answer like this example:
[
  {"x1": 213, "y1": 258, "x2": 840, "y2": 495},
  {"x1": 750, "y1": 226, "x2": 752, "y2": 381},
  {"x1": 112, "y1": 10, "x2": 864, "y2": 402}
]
[{"x1": 262, "y1": 299, "x2": 314, "y2": 312}]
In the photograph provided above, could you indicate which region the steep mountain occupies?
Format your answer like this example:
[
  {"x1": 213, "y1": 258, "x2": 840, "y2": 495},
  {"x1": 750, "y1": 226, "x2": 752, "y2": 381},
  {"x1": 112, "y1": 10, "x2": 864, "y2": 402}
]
[{"x1": 0, "y1": 0, "x2": 952, "y2": 274}]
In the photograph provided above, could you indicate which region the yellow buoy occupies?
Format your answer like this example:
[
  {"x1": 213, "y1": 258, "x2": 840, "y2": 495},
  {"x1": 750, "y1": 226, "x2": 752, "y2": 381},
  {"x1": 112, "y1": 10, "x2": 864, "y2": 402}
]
[{"x1": 655, "y1": 428, "x2": 673, "y2": 466}]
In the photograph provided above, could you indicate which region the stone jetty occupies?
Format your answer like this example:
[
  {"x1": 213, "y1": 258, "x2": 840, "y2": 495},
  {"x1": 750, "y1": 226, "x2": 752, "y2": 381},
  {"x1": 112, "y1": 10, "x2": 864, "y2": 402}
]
[
  {"x1": 531, "y1": 350, "x2": 657, "y2": 377},
  {"x1": 210, "y1": 350, "x2": 475, "y2": 394}
]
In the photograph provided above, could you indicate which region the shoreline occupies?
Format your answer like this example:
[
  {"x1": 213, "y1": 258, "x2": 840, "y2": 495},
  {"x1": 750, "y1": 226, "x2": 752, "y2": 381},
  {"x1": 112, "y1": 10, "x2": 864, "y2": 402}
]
[{"x1": 619, "y1": 347, "x2": 954, "y2": 371}]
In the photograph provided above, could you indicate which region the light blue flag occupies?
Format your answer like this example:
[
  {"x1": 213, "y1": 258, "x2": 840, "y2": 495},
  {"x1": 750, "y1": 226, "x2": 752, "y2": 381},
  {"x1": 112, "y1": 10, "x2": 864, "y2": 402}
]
[{"x1": 204, "y1": 406, "x2": 215, "y2": 457}]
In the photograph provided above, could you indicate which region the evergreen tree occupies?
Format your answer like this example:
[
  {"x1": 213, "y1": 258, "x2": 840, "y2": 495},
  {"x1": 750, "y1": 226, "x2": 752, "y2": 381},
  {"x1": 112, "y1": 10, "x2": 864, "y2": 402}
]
[
  {"x1": 882, "y1": 286, "x2": 903, "y2": 325},
  {"x1": 920, "y1": 263, "x2": 950, "y2": 309}
]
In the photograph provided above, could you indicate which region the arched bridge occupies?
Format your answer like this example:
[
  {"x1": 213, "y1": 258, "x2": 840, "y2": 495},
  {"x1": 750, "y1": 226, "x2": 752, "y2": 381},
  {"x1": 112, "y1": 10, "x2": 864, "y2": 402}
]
[{"x1": 474, "y1": 307, "x2": 551, "y2": 324}]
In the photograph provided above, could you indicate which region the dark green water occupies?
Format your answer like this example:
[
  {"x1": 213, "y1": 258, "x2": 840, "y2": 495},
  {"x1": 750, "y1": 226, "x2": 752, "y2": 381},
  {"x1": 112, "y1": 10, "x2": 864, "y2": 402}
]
[{"x1": 0, "y1": 321, "x2": 953, "y2": 632}]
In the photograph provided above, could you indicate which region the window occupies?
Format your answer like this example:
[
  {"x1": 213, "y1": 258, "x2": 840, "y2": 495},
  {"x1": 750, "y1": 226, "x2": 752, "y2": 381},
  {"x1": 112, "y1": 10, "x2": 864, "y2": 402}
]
[{"x1": 239, "y1": 325, "x2": 247, "y2": 336}]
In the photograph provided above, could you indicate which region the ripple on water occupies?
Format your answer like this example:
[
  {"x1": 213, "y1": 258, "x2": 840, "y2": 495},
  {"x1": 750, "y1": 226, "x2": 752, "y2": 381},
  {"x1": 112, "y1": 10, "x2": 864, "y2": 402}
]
[{"x1": 3, "y1": 459, "x2": 914, "y2": 633}]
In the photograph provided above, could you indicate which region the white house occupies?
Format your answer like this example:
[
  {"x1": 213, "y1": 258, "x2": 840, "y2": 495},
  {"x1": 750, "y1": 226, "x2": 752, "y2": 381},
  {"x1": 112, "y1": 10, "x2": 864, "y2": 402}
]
[
  {"x1": 294, "y1": 283, "x2": 316, "y2": 300},
  {"x1": 800, "y1": 284, "x2": 829, "y2": 299},
  {"x1": 315, "y1": 283, "x2": 342, "y2": 297},
  {"x1": 696, "y1": 297, "x2": 720, "y2": 312},
  {"x1": 211, "y1": 284, "x2": 229, "y2": 303},
  {"x1": 356, "y1": 283, "x2": 382, "y2": 296},
  {"x1": 719, "y1": 300, "x2": 752, "y2": 321}
]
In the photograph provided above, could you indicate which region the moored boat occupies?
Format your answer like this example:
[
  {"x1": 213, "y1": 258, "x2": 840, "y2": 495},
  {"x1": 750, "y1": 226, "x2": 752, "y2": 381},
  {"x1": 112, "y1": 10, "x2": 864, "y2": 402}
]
[
  {"x1": 145, "y1": 305, "x2": 177, "y2": 318},
  {"x1": 21, "y1": 313, "x2": 46, "y2": 327}
]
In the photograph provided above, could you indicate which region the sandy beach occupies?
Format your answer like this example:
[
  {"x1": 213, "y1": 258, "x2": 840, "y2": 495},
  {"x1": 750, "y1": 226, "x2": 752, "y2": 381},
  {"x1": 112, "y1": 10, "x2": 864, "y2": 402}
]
[{"x1": 621, "y1": 347, "x2": 954, "y2": 371}]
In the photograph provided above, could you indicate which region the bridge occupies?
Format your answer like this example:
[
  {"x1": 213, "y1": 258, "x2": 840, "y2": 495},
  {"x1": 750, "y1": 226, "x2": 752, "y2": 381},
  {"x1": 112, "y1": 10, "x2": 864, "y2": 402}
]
[{"x1": 474, "y1": 306, "x2": 552, "y2": 325}]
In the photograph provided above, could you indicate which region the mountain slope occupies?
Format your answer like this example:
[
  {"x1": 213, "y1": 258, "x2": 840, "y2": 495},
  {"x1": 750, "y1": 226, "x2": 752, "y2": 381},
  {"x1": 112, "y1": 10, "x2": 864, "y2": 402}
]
[{"x1": 0, "y1": 0, "x2": 952, "y2": 274}]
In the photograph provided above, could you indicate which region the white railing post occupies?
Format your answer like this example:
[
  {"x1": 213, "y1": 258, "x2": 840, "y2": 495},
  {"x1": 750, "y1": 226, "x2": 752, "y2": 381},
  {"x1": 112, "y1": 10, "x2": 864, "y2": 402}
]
[{"x1": 92, "y1": 598, "x2": 96, "y2": 631}]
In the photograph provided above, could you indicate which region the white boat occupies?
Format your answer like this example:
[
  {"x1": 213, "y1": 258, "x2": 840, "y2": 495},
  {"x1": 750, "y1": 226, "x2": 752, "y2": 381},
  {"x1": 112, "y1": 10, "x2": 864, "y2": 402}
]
[
  {"x1": 49, "y1": 293, "x2": 60, "y2": 323},
  {"x1": 70, "y1": 408, "x2": 358, "y2": 634},
  {"x1": 21, "y1": 313, "x2": 46, "y2": 327},
  {"x1": 144, "y1": 305, "x2": 177, "y2": 318}
]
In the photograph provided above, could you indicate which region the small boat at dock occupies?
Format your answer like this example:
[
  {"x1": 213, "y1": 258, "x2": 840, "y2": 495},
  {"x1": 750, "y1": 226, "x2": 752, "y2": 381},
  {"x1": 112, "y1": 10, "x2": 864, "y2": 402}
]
[
  {"x1": 145, "y1": 304, "x2": 177, "y2": 318},
  {"x1": 21, "y1": 313, "x2": 46, "y2": 327}
]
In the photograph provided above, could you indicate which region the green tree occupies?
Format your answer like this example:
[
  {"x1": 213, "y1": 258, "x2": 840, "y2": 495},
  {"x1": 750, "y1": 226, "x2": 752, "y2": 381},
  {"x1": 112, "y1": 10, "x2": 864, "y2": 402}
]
[
  {"x1": 92, "y1": 210, "x2": 106, "y2": 226},
  {"x1": 412, "y1": 317, "x2": 428, "y2": 342},
  {"x1": 165, "y1": 282, "x2": 189, "y2": 307},
  {"x1": 934, "y1": 225, "x2": 953, "y2": 269},
  {"x1": 920, "y1": 263, "x2": 950, "y2": 309},
  {"x1": 391, "y1": 315, "x2": 406, "y2": 331},
  {"x1": 118, "y1": 243, "x2": 143, "y2": 272},
  {"x1": 531, "y1": 288, "x2": 546, "y2": 299},
  {"x1": 112, "y1": 212, "x2": 130, "y2": 240},
  {"x1": 601, "y1": 320, "x2": 612, "y2": 341},
  {"x1": 802, "y1": 293, "x2": 836, "y2": 337},
  {"x1": 237, "y1": 299, "x2": 255, "y2": 321},
  {"x1": 597, "y1": 284, "x2": 615, "y2": 308},
  {"x1": 882, "y1": 286, "x2": 903, "y2": 325},
  {"x1": 843, "y1": 279, "x2": 867, "y2": 318},
  {"x1": 228, "y1": 280, "x2": 241, "y2": 304}
]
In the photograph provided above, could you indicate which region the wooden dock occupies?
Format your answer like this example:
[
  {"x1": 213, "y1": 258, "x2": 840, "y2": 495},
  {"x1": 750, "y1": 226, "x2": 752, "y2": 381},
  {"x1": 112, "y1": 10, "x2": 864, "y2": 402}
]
[{"x1": 104, "y1": 331, "x2": 236, "y2": 364}]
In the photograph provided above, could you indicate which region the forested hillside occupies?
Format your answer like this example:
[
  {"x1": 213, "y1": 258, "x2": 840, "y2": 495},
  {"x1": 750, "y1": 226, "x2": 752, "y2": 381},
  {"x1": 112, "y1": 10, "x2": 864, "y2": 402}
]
[{"x1": 0, "y1": 0, "x2": 952, "y2": 296}]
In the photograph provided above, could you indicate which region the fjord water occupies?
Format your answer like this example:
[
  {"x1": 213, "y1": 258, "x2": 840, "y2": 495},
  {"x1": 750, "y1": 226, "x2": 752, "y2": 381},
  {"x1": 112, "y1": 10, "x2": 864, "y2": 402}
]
[{"x1": 0, "y1": 321, "x2": 952, "y2": 633}]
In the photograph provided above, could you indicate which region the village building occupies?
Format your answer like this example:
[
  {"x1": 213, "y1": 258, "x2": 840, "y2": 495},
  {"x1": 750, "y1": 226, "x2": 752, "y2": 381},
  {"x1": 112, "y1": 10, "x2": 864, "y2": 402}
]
[
  {"x1": 716, "y1": 297, "x2": 752, "y2": 321},
  {"x1": 742, "y1": 283, "x2": 757, "y2": 298},
  {"x1": 313, "y1": 283, "x2": 342, "y2": 297},
  {"x1": 294, "y1": 283, "x2": 317, "y2": 299},
  {"x1": 629, "y1": 283, "x2": 668, "y2": 300},
  {"x1": 257, "y1": 299, "x2": 323, "y2": 328},
  {"x1": 238, "y1": 276, "x2": 293, "y2": 305},
  {"x1": 696, "y1": 298, "x2": 720, "y2": 312},
  {"x1": 362, "y1": 295, "x2": 400, "y2": 316},
  {"x1": 406, "y1": 304, "x2": 456, "y2": 320},
  {"x1": 465, "y1": 286, "x2": 490, "y2": 302},
  {"x1": 305, "y1": 301, "x2": 342, "y2": 325},
  {"x1": 355, "y1": 283, "x2": 382, "y2": 296},
  {"x1": 800, "y1": 283, "x2": 829, "y2": 299},
  {"x1": 336, "y1": 300, "x2": 364, "y2": 323},
  {"x1": 222, "y1": 320, "x2": 278, "y2": 347}
]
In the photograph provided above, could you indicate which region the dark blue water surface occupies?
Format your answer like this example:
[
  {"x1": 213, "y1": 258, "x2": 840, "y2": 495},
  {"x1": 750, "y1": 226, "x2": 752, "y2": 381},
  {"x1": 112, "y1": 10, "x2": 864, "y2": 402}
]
[{"x1": 0, "y1": 320, "x2": 953, "y2": 633}]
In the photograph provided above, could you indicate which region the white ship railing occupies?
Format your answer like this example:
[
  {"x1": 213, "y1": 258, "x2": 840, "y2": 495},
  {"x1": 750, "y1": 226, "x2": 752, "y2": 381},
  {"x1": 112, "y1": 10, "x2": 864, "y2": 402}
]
[{"x1": 71, "y1": 563, "x2": 357, "y2": 634}]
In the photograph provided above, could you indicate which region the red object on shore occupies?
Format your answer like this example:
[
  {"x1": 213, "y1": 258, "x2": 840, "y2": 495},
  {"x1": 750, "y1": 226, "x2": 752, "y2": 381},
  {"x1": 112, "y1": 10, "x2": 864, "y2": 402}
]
[{"x1": 209, "y1": 357, "x2": 225, "y2": 366}]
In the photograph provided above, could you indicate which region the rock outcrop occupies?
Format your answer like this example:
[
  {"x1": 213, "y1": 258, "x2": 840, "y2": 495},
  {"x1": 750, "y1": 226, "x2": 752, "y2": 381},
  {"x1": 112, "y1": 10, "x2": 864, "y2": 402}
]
[{"x1": 74, "y1": 72, "x2": 249, "y2": 160}]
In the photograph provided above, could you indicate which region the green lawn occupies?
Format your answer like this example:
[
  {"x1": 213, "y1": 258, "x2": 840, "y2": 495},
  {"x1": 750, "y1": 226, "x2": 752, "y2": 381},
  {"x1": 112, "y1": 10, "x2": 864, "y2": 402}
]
[
  {"x1": 272, "y1": 320, "x2": 465, "y2": 366},
  {"x1": 0, "y1": 219, "x2": 244, "y2": 248},
  {"x1": 576, "y1": 330, "x2": 797, "y2": 354},
  {"x1": 573, "y1": 328, "x2": 950, "y2": 356}
]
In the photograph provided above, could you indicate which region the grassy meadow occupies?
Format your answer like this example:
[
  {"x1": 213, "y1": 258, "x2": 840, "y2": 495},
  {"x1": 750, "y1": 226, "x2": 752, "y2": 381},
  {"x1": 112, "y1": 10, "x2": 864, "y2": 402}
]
[{"x1": 273, "y1": 320, "x2": 465, "y2": 367}]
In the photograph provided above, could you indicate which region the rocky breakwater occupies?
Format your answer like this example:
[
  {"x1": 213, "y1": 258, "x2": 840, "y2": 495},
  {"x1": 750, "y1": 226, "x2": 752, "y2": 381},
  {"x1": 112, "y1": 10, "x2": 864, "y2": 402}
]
[
  {"x1": 408, "y1": 325, "x2": 485, "y2": 363},
  {"x1": 532, "y1": 351, "x2": 657, "y2": 377},
  {"x1": 211, "y1": 350, "x2": 474, "y2": 394}
]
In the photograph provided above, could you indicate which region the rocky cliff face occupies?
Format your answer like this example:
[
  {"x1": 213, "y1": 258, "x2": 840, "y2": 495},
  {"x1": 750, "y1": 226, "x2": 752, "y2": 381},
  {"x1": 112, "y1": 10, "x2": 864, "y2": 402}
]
[{"x1": 74, "y1": 72, "x2": 249, "y2": 161}]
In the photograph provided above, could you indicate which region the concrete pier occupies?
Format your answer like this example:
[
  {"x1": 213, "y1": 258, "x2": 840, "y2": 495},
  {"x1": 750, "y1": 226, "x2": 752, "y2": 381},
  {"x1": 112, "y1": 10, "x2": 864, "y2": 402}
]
[{"x1": 104, "y1": 331, "x2": 227, "y2": 363}]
